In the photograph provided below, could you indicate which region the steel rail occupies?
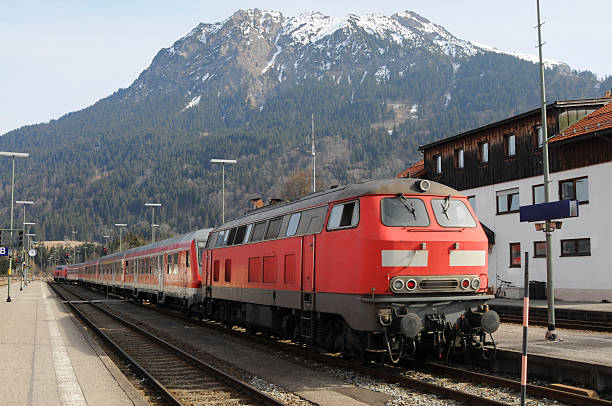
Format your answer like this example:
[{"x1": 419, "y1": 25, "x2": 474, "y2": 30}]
[
  {"x1": 50, "y1": 283, "x2": 285, "y2": 406},
  {"x1": 500, "y1": 314, "x2": 612, "y2": 333}
]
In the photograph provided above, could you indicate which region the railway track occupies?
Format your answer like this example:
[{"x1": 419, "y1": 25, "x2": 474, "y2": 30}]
[
  {"x1": 499, "y1": 314, "x2": 612, "y2": 333},
  {"x1": 60, "y1": 283, "x2": 612, "y2": 406},
  {"x1": 49, "y1": 283, "x2": 285, "y2": 406}
]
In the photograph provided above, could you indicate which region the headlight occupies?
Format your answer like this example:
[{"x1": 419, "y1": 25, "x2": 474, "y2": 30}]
[
  {"x1": 406, "y1": 279, "x2": 417, "y2": 290},
  {"x1": 461, "y1": 278, "x2": 470, "y2": 289},
  {"x1": 471, "y1": 277, "x2": 481, "y2": 289},
  {"x1": 392, "y1": 279, "x2": 405, "y2": 291}
]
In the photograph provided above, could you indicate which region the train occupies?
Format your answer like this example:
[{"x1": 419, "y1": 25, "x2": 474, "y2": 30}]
[
  {"x1": 53, "y1": 265, "x2": 67, "y2": 283},
  {"x1": 64, "y1": 178, "x2": 499, "y2": 362}
]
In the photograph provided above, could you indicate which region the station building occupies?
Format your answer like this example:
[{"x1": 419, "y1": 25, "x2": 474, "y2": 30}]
[{"x1": 400, "y1": 97, "x2": 612, "y2": 301}]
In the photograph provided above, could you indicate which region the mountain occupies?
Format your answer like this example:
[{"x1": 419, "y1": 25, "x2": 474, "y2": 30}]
[{"x1": 0, "y1": 9, "x2": 607, "y2": 242}]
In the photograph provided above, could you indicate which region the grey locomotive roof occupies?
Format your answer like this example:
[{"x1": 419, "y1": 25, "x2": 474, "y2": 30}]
[{"x1": 218, "y1": 178, "x2": 460, "y2": 230}]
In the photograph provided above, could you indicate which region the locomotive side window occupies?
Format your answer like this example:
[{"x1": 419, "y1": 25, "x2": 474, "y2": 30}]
[
  {"x1": 297, "y1": 205, "x2": 328, "y2": 235},
  {"x1": 233, "y1": 225, "x2": 248, "y2": 245},
  {"x1": 431, "y1": 198, "x2": 477, "y2": 228},
  {"x1": 244, "y1": 224, "x2": 253, "y2": 242},
  {"x1": 265, "y1": 217, "x2": 283, "y2": 240},
  {"x1": 251, "y1": 221, "x2": 267, "y2": 242},
  {"x1": 286, "y1": 213, "x2": 301, "y2": 236},
  {"x1": 381, "y1": 197, "x2": 429, "y2": 227},
  {"x1": 226, "y1": 228, "x2": 237, "y2": 245},
  {"x1": 327, "y1": 200, "x2": 359, "y2": 230},
  {"x1": 215, "y1": 231, "x2": 225, "y2": 247}
]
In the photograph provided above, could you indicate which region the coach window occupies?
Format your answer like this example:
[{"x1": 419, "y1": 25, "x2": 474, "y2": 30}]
[
  {"x1": 167, "y1": 255, "x2": 171, "y2": 274},
  {"x1": 286, "y1": 213, "x2": 301, "y2": 236},
  {"x1": 381, "y1": 197, "x2": 429, "y2": 227},
  {"x1": 327, "y1": 200, "x2": 359, "y2": 230},
  {"x1": 173, "y1": 253, "x2": 179, "y2": 274},
  {"x1": 185, "y1": 251, "x2": 189, "y2": 268},
  {"x1": 265, "y1": 217, "x2": 283, "y2": 240},
  {"x1": 251, "y1": 221, "x2": 267, "y2": 242}
]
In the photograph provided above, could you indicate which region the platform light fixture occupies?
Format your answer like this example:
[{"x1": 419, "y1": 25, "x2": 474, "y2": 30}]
[
  {"x1": 114, "y1": 224, "x2": 127, "y2": 252},
  {"x1": 16, "y1": 201, "x2": 34, "y2": 289},
  {"x1": 145, "y1": 203, "x2": 162, "y2": 243},
  {"x1": 210, "y1": 159, "x2": 237, "y2": 224},
  {"x1": 0, "y1": 151, "x2": 29, "y2": 302}
]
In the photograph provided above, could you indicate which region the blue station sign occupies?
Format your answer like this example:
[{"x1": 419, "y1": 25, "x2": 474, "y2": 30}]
[
  {"x1": 0, "y1": 246, "x2": 9, "y2": 256},
  {"x1": 519, "y1": 200, "x2": 579, "y2": 222}
]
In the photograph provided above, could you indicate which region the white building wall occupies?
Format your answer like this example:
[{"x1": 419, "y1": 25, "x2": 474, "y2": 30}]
[{"x1": 462, "y1": 161, "x2": 612, "y2": 301}]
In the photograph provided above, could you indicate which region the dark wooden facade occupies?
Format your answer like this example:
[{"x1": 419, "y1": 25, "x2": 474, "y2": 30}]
[{"x1": 419, "y1": 99, "x2": 611, "y2": 191}]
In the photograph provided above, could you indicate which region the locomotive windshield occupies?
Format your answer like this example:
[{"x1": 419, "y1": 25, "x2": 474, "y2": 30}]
[
  {"x1": 431, "y1": 198, "x2": 477, "y2": 228},
  {"x1": 381, "y1": 197, "x2": 429, "y2": 227}
]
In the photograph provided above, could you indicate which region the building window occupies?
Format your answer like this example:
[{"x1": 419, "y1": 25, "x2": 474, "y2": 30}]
[
  {"x1": 534, "y1": 241, "x2": 546, "y2": 258},
  {"x1": 560, "y1": 238, "x2": 591, "y2": 257},
  {"x1": 467, "y1": 195, "x2": 476, "y2": 213},
  {"x1": 496, "y1": 188, "x2": 520, "y2": 214},
  {"x1": 559, "y1": 177, "x2": 589, "y2": 204},
  {"x1": 505, "y1": 134, "x2": 516, "y2": 157},
  {"x1": 478, "y1": 141, "x2": 489, "y2": 164},
  {"x1": 455, "y1": 148, "x2": 464, "y2": 168},
  {"x1": 532, "y1": 184, "x2": 545, "y2": 205},
  {"x1": 434, "y1": 155, "x2": 442, "y2": 174},
  {"x1": 535, "y1": 125, "x2": 543, "y2": 149},
  {"x1": 510, "y1": 243, "x2": 521, "y2": 267}
]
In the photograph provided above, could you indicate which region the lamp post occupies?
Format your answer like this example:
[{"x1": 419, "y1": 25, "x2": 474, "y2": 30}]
[
  {"x1": 0, "y1": 151, "x2": 29, "y2": 302},
  {"x1": 26, "y1": 232, "x2": 35, "y2": 283},
  {"x1": 71, "y1": 230, "x2": 77, "y2": 264},
  {"x1": 114, "y1": 224, "x2": 127, "y2": 252},
  {"x1": 145, "y1": 203, "x2": 161, "y2": 243},
  {"x1": 16, "y1": 200, "x2": 34, "y2": 289},
  {"x1": 210, "y1": 159, "x2": 237, "y2": 223},
  {"x1": 23, "y1": 222, "x2": 35, "y2": 286},
  {"x1": 103, "y1": 235, "x2": 110, "y2": 255}
]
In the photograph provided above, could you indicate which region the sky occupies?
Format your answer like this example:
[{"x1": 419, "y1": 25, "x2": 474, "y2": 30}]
[{"x1": 1, "y1": 0, "x2": 611, "y2": 135}]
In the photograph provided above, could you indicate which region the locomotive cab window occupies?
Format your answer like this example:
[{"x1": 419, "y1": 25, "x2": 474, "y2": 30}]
[
  {"x1": 286, "y1": 212, "x2": 301, "y2": 236},
  {"x1": 431, "y1": 197, "x2": 477, "y2": 228},
  {"x1": 381, "y1": 196, "x2": 429, "y2": 227},
  {"x1": 233, "y1": 225, "x2": 248, "y2": 245},
  {"x1": 265, "y1": 217, "x2": 283, "y2": 240},
  {"x1": 327, "y1": 200, "x2": 359, "y2": 230},
  {"x1": 251, "y1": 221, "x2": 267, "y2": 242}
]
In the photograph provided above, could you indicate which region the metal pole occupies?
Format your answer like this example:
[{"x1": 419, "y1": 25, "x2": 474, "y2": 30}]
[
  {"x1": 151, "y1": 206, "x2": 155, "y2": 243},
  {"x1": 7, "y1": 157, "x2": 15, "y2": 302},
  {"x1": 72, "y1": 230, "x2": 77, "y2": 264},
  {"x1": 537, "y1": 0, "x2": 557, "y2": 341},
  {"x1": 119, "y1": 227, "x2": 123, "y2": 252},
  {"x1": 20, "y1": 205, "x2": 25, "y2": 290},
  {"x1": 222, "y1": 164, "x2": 225, "y2": 223},
  {"x1": 311, "y1": 113, "x2": 316, "y2": 193},
  {"x1": 521, "y1": 252, "x2": 530, "y2": 406}
]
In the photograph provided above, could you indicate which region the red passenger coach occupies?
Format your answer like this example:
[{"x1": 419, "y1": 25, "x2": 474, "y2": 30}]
[
  {"x1": 203, "y1": 178, "x2": 499, "y2": 361},
  {"x1": 74, "y1": 229, "x2": 211, "y2": 308}
]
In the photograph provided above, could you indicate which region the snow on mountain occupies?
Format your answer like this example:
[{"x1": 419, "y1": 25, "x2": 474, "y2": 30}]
[{"x1": 472, "y1": 42, "x2": 567, "y2": 69}]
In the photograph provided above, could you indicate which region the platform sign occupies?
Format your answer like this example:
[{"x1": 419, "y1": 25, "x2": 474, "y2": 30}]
[
  {"x1": 0, "y1": 246, "x2": 8, "y2": 256},
  {"x1": 519, "y1": 200, "x2": 579, "y2": 223}
]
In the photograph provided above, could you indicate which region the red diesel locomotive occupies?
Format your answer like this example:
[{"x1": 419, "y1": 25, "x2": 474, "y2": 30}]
[{"x1": 68, "y1": 178, "x2": 499, "y2": 361}]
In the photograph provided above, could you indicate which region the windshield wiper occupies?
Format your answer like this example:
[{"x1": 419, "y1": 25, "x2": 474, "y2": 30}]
[
  {"x1": 396, "y1": 193, "x2": 416, "y2": 220},
  {"x1": 441, "y1": 195, "x2": 451, "y2": 220}
]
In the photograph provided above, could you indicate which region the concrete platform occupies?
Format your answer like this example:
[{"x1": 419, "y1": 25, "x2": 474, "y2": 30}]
[{"x1": 0, "y1": 281, "x2": 146, "y2": 406}]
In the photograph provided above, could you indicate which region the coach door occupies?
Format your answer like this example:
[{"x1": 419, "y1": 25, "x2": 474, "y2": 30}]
[
  {"x1": 302, "y1": 235, "x2": 315, "y2": 292},
  {"x1": 158, "y1": 255, "x2": 164, "y2": 292}
]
